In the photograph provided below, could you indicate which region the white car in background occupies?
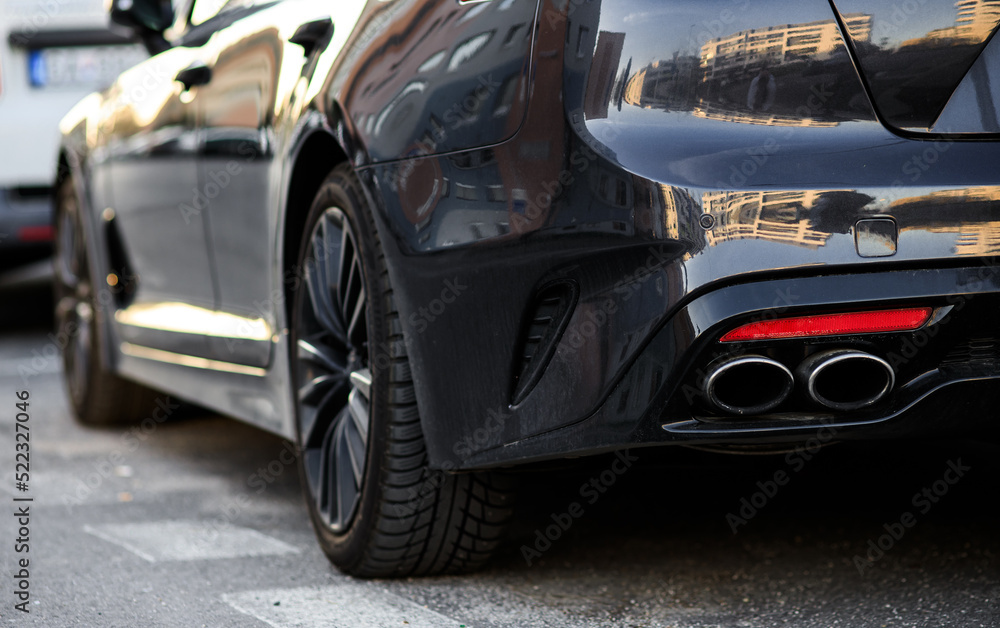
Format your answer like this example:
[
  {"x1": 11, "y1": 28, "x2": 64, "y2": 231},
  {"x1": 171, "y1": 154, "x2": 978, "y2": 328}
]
[{"x1": 0, "y1": 0, "x2": 144, "y2": 266}]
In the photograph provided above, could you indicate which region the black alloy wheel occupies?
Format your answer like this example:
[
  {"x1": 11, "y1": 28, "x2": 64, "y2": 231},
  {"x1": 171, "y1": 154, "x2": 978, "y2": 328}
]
[
  {"x1": 54, "y1": 176, "x2": 94, "y2": 407},
  {"x1": 291, "y1": 164, "x2": 516, "y2": 577},
  {"x1": 53, "y1": 174, "x2": 157, "y2": 425},
  {"x1": 295, "y1": 203, "x2": 372, "y2": 532}
]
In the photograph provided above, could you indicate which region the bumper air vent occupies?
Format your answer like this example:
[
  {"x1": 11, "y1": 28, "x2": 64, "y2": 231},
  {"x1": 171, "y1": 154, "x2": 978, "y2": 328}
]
[
  {"x1": 941, "y1": 337, "x2": 999, "y2": 367},
  {"x1": 512, "y1": 281, "x2": 577, "y2": 405}
]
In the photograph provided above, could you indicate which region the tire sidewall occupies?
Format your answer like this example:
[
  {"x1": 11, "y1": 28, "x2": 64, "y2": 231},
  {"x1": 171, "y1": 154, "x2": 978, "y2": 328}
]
[
  {"x1": 53, "y1": 176, "x2": 99, "y2": 417},
  {"x1": 290, "y1": 166, "x2": 394, "y2": 571}
]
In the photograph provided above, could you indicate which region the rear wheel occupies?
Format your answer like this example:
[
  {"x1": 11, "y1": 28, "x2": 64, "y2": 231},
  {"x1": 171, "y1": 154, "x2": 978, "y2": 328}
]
[
  {"x1": 53, "y1": 175, "x2": 158, "y2": 425},
  {"x1": 291, "y1": 165, "x2": 516, "y2": 577}
]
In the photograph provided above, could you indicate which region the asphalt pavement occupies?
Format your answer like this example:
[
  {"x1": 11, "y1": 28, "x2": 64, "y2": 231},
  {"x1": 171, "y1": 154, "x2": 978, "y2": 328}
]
[{"x1": 0, "y1": 264, "x2": 998, "y2": 627}]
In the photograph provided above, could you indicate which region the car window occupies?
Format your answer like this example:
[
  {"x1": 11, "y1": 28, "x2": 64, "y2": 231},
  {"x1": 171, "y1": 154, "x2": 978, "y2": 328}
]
[
  {"x1": 189, "y1": 0, "x2": 262, "y2": 26},
  {"x1": 178, "y1": 0, "x2": 271, "y2": 47},
  {"x1": 189, "y1": 0, "x2": 229, "y2": 26}
]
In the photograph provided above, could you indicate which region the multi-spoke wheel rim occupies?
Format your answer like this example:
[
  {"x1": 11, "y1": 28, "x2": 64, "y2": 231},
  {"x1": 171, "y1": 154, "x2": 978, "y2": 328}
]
[
  {"x1": 296, "y1": 207, "x2": 372, "y2": 533},
  {"x1": 53, "y1": 184, "x2": 94, "y2": 405}
]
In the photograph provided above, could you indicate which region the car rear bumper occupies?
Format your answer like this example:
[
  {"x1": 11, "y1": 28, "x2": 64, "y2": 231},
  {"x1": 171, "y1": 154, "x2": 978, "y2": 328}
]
[
  {"x1": 368, "y1": 137, "x2": 1000, "y2": 469},
  {"x1": 0, "y1": 187, "x2": 53, "y2": 264},
  {"x1": 359, "y1": 0, "x2": 1000, "y2": 470},
  {"x1": 448, "y1": 263, "x2": 1000, "y2": 468}
]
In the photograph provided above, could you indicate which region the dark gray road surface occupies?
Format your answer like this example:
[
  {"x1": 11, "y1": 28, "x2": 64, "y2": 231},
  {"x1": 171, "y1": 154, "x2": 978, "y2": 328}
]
[{"x1": 1, "y1": 266, "x2": 997, "y2": 627}]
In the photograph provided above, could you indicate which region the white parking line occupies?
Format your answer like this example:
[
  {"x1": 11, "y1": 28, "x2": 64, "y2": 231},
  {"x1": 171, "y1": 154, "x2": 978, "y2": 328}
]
[
  {"x1": 224, "y1": 581, "x2": 595, "y2": 628},
  {"x1": 223, "y1": 584, "x2": 466, "y2": 628},
  {"x1": 0, "y1": 360, "x2": 60, "y2": 377},
  {"x1": 84, "y1": 520, "x2": 300, "y2": 562},
  {"x1": 385, "y1": 581, "x2": 590, "y2": 627}
]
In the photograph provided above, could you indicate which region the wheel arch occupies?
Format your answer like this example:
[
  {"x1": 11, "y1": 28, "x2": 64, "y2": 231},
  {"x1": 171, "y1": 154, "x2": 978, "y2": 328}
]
[
  {"x1": 281, "y1": 129, "x2": 350, "y2": 327},
  {"x1": 281, "y1": 93, "x2": 376, "y2": 326}
]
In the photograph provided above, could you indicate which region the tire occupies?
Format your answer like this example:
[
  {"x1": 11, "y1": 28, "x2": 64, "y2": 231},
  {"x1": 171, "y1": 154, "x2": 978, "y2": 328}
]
[
  {"x1": 53, "y1": 175, "x2": 159, "y2": 425},
  {"x1": 291, "y1": 164, "x2": 516, "y2": 577}
]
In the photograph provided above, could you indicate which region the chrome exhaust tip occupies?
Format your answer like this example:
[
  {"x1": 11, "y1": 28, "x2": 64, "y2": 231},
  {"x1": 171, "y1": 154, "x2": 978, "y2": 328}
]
[
  {"x1": 704, "y1": 355, "x2": 794, "y2": 415},
  {"x1": 797, "y1": 350, "x2": 894, "y2": 411}
]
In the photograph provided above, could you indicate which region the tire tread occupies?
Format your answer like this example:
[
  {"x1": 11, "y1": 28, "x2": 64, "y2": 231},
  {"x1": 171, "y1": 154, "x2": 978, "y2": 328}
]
[{"x1": 300, "y1": 165, "x2": 515, "y2": 578}]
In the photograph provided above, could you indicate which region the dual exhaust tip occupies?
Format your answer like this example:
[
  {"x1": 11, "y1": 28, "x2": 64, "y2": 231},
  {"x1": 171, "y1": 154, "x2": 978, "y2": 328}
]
[{"x1": 704, "y1": 350, "x2": 894, "y2": 416}]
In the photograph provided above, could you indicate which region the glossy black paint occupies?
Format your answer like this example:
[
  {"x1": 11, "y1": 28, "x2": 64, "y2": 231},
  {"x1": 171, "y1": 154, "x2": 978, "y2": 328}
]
[
  {"x1": 456, "y1": 264, "x2": 1000, "y2": 468},
  {"x1": 331, "y1": 0, "x2": 539, "y2": 161},
  {"x1": 58, "y1": 0, "x2": 1000, "y2": 473},
  {"x1": 363, "y1": 0, "x2": 1000, "y2": 467},
  {"x1": 833, "y1": 0, "x2": 1000, "y2": 131},
  {"x1": 933, "y1": 29, "x2": 1000, "y2": 133}
]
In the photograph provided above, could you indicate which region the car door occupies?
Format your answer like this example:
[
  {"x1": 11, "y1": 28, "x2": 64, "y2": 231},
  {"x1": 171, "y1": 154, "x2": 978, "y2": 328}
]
[
  {"x1": 102, "y1": 21, "x2": 220, "y2": 354},
  {"x1": 106, "y1": 0, "x2": 274, "y2": 362},
  {"x1": 192, "y1": 0, "x2": 329, "y2": 367}
]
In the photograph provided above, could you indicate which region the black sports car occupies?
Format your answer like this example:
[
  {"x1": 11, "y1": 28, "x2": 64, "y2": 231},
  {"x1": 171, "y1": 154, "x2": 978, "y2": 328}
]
[{"x1": 56, "y1": 0, "x2": 1000, "y2": 576}]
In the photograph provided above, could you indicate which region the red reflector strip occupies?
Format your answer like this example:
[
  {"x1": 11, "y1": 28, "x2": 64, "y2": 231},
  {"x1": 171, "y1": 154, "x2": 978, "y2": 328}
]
[
  {"x1": 17, "y1": 226, "x2": 53, "y2": 243},
  {"x1": 719, "y1": 307, "x2": 933, "y2": 343}
]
